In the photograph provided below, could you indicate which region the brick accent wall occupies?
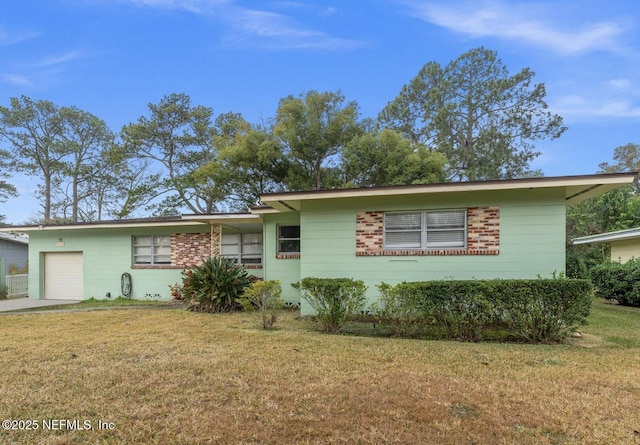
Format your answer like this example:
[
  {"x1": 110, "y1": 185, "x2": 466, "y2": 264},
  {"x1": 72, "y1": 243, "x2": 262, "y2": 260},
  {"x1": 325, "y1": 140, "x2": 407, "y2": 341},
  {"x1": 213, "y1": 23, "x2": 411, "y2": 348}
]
[
  {"x1": 211, "y1": 224, "x2": 221, "y2": 257},
  {"x1": 467, "y1": 206, "x2": 500, "y2": 252},
  {"x1": 171, "y1": 232, "x2": 212, "y2": 268},
  {"x1": 356, "y1": 211, "x2": 384, "y2": 255},
  {"x1": 355, "y1": 207, "x2": 500, "y2": 256}
]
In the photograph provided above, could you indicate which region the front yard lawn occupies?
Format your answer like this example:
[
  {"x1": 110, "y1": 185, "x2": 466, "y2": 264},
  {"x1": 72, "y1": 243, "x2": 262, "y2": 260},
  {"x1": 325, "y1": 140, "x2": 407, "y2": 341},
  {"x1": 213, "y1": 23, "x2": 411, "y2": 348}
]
[{"x1": 0, "y1": 300, "x2": 638, "y2": 444}]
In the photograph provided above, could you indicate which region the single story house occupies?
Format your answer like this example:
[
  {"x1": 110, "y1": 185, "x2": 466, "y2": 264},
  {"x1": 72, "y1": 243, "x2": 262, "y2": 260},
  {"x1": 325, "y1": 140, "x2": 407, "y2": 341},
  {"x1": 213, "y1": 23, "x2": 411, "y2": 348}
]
[
  {"x1": 573, "y1": 226, "x2": 640, "y2": 263},
  {"x1": 0, "y1": 232, "x2": 28, "y2": 276},
  {"x1": 0, "y1": 172, "x2": 635, "y2": 314}
]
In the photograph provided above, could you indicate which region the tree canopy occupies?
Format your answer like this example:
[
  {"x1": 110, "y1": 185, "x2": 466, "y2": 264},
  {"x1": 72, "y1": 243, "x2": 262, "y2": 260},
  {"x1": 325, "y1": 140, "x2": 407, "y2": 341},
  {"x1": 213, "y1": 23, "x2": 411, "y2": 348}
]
[
  {"x1": 0, "y1": 47, "x2": 576, "y2": 223},
  {"x1": 121, "y1": 93, "x2": 224, "y2": 215},
  {"x1": 0, "y1": 96, "x2": 69, "y2": 222},
  {"x1": 566, "y1": 143, "x2": 640, "y2": 278},
  {"x1": 273, "y1": 90, "x2": 362, "y2": 191},
  {"x1": 378, "y1": 47, "x2": 566, "y2": 181}
]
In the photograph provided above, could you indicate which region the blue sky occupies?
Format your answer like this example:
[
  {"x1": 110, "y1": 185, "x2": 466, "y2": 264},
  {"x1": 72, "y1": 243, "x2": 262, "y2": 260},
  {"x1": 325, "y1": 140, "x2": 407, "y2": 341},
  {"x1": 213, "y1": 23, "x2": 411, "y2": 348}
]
[{"x1": 1, "y1": 0, "x2": 639, "y2": 223}]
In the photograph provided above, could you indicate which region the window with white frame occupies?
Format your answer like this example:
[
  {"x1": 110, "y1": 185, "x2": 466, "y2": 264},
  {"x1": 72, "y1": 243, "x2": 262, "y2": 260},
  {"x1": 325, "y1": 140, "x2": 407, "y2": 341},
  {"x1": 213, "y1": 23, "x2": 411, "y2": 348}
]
[
  {"x1": 221, "y1": 232, "x2": 263, "y2": 265},
  {"x1": 277, "y1": 225, "x2": 300, "y2": 253},
  {"x1": 384, "y1": 210, "x2": 466, "y2": 249},
  {"x1": 133, "y1": 235, "x2": 171, "y2": 264}
]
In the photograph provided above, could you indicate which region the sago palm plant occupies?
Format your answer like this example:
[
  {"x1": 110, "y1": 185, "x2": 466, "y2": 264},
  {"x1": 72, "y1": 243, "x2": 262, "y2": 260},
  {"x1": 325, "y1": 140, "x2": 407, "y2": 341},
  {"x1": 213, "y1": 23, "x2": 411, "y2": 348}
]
[{"x1": 179, "y1": 257, "x2": 251, "y2": 312}]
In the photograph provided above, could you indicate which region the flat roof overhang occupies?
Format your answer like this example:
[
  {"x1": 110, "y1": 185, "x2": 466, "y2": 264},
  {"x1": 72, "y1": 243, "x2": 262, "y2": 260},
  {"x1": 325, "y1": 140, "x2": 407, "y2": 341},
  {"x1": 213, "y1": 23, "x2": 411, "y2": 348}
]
[
  {"x1": 259, "y1": 172, "x2": 638, "y2": 212},
  {"x1": 0, "y1": 218, "x2": 203, "y2": 233},
  {"x1": 181, "y1": 213, "x2": 261, "y2": 224},
  {"x1": 0, "y1": 213, "x2": 263, "y2": 234},
  {"x1": 573, "y1": 227, "x2": 640, "y2": 245}
]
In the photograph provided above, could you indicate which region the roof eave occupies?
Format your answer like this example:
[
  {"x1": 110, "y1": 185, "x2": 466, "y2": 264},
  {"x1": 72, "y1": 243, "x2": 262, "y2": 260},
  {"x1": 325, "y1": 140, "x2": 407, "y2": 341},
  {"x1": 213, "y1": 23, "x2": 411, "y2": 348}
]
[
  {"x1": 181, "y1": 214, "x2": 262, "y2": 223},
  {"x1": 573, "y1": 228, "x2": 640, "y2": 245},
  {"x1": 0, "y1": 220, "x2": 206, "y2": 232},
  {"x1": 260, "y1": 173, "x2": 638, "y2": 211}
]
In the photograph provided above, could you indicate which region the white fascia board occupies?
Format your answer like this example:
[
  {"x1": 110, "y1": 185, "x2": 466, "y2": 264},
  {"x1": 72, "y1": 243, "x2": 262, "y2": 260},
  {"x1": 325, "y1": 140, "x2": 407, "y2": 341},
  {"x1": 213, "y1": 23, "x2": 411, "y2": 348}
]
[
  {"x1": 181, "y1": 214, "x2": 262, "y2": 223},
  {"x1": 0, "y1": 220, "x2": 206, "y2": 232},
  {"x1": 261, "y1": 173, "x2": 637, "y2": 211},
  {"x1": 573, "y1": 228, "x2": 640, "y2": 245}
]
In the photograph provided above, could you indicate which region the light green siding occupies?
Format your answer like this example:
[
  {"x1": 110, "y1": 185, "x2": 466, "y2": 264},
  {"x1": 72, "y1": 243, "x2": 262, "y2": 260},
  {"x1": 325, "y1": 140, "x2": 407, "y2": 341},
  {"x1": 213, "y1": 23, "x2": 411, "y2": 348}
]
[
  {"x1": 28, "y1": 225, "x2": 208, "y2": 300},
  {"x1": 262, "y1": 212, "x2": 301, "y2": 305},
  {"x1": 293, "y1": 189, "x2": 566, "y2": 314},
  {"x1": 23, "y1": 188, "x2": 568, "y2": 311}
]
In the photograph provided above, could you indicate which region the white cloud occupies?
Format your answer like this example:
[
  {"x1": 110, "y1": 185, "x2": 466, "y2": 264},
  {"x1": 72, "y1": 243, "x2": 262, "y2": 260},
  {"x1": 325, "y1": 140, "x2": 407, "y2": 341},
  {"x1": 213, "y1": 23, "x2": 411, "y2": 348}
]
[
  {"x1": 320, "y1": 7, "x2": 337, "y2": 16},
  {"x1": 608, "y1": 78, "x2": 632, "y2": 89},
  {"x1": 402, "y1": 0, "x2": 629, "y2": 55},
  {"x1": 37, "y1": 50, "x2": 87, "y2": 68},
  {"x1": 0, "y1": 49, "x2": 88, "y2": 89},
  {"x1": 0, "y1": 28, "x2": 41, "y2": 47},
  {"x1": 552, "y1": 76, "x2": 640, "y2": 120},
  {"x1": 223, "y1": 7, "x2": 362, "y2": 49},
  {"x1": 0, "y1": 73, "x2": 33, "y2": 87},
  {"x1": 110, "y1": 0, "x2": 363, "y2": 50},
  {"x1": 553, "y1": 95, "x2": 640, "y2": 120},
  {"x1": 113, "y1": 0, "x2": 220, "y2": 14}
]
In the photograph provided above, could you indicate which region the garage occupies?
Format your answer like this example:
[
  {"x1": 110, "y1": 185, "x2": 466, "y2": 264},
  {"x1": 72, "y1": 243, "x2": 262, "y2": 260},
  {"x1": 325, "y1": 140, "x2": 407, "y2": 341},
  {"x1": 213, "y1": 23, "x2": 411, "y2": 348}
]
[{"x1": 43, "y1": 252, "x2": 84, "y2": 300}]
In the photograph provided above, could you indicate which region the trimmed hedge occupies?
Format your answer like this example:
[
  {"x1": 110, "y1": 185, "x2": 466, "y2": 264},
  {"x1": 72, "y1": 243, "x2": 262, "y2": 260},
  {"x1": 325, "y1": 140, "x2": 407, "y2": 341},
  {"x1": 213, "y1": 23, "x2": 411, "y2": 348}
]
[
  {"x1": 293, "y1": 277, "x2": 367, "y2": 333},
  {"x1": 372, "y1": 279, "x2": 593, "y2": 343},
  {"x1": 590, "y1": 259, "x2": 640, "y2": 307}
]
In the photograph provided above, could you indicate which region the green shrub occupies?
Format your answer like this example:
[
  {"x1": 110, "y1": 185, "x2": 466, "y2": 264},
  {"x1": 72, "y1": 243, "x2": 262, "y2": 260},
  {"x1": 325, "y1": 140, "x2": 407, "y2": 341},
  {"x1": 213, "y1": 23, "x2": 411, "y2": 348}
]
[
  {"x1": 590, "y1": 259, "x2": 640, "y2": 307},
  {"x1": 175, "y1": 257, "x2": 252, "y2": 312},
  {"x1": 374, "y1": 279, "x2": 592, "y2": 343},
  {"x1": 0, "y1": 285, "x2": 7, "y2": 300},
  {"x1": 370, "y1": 283, "x2": 429, "y2": 337},
  {"x1": 387, "y1": 281, "x2": 496, "y2": 342},
  {"x1": 430, "y1": 291, "x2": 495, "y2": 342},
  {"x1": 293, "y1": 278, "x2": 367, "y2": 333},
  {"x1": 494, "y1": 279, "x2": 593, "y2": 343},
  {"x1": 237, "y1": 280, "x2": 283, "y2": 329}
]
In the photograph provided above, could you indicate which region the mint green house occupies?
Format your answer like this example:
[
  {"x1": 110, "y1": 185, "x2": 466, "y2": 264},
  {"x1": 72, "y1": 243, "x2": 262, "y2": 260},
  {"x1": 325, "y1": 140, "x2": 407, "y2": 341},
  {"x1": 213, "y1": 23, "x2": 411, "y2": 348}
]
[{"x1": 1, "y1": 173, "x2": 635, "y2": 314}]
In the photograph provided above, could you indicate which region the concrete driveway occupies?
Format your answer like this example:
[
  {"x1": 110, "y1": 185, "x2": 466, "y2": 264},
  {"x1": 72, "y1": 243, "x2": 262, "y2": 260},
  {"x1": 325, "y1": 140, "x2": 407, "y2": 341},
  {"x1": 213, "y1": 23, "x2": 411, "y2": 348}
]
[{"x1": 0, "y1": 297, "x2": 81, "y2": 313}]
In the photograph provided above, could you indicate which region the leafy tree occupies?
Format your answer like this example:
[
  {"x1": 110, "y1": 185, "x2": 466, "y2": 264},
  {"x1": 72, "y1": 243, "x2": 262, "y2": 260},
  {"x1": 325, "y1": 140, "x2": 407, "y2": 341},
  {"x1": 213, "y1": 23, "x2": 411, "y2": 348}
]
[
  {"x1": 566, "y1": 144, "x2": 640, "y2": 278},
  {"x1": 52, "y1": 106, "x2": 115, "y2": 222},
  {"x1": 274, "y1": 90, "x2": 362, "y2": 190},
  {"x1": 567, "y1": 185, "x2": 640, "y2": 278},
  {"x1": 0, "y1": 96, "x2": 67, "y2": 222},
  {"x1": 341, "y1": 128, "x2": 447, "y2": 187},
  {"x1": 201, "y1": 122, "x2": 289, "y2": 210},
  {"x1": 121, "y1": 93, "x2": 223, "y2": 215},
  {"x1": 0, "y1": 147, "x2": 17, "y2": 201},
  {"x1": 599, "y1": 143, "x2": 640, "y2": 190},
  {"x1": 75, "y1": 142, "x2": 157, "y2": 221},
  {"x1": 378, "y1": 47, "x2": 566, "y2": 181},
  {"x1": 0, "y1": 147, "x2": 17, "y2": 223}
]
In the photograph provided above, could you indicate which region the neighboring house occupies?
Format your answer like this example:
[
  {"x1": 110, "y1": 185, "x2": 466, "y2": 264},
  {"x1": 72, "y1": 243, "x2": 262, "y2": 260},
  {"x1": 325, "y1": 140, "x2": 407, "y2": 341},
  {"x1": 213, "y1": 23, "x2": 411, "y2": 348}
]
[
  {"x1": 573, "y1": 227, "x2": 640, "y2": 263},
  {"x1": 0, "y1": 232, "x2": 28, "y2": 276},
  {"x1": 0, "y1": 172, "x2": 635, "y2": 314}
]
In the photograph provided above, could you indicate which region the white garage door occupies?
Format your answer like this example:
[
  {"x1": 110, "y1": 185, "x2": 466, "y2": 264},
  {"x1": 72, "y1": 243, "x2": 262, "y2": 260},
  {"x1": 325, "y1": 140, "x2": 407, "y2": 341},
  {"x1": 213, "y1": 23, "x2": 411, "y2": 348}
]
[{"x1": 44, "y1": 252, "x2": 83, "y2": 300}]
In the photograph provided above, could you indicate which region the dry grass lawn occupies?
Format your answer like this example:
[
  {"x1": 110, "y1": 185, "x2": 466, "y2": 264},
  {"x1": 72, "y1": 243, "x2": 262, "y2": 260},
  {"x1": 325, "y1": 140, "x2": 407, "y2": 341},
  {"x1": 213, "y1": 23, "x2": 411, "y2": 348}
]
[{"x1": 0, "y1": 301, "x2": 638, "y2": 444}]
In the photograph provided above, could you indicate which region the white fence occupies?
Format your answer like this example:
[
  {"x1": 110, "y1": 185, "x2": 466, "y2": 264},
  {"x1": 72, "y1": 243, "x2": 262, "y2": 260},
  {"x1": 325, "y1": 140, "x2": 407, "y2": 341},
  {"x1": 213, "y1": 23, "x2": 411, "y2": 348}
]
[{"x1": 5, "y1": 274, "x2": 28, "y2": 298}]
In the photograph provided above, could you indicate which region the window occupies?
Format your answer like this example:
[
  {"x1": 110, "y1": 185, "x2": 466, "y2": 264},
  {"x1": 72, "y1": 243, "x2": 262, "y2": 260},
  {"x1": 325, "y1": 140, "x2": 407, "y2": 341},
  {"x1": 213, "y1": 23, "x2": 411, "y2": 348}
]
[
  {"x1": 133, "y1": 236, "x2": 171, "y2": 264},
  {"x1": 384, "y1": 210, "x2": 466, "y2": 249},
  {"x1": 278, "y1": 225, "x2": 300, "y2": 253},
  {"x1": 221, "y1": 232, "x2": 262, "y2": 265}
]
